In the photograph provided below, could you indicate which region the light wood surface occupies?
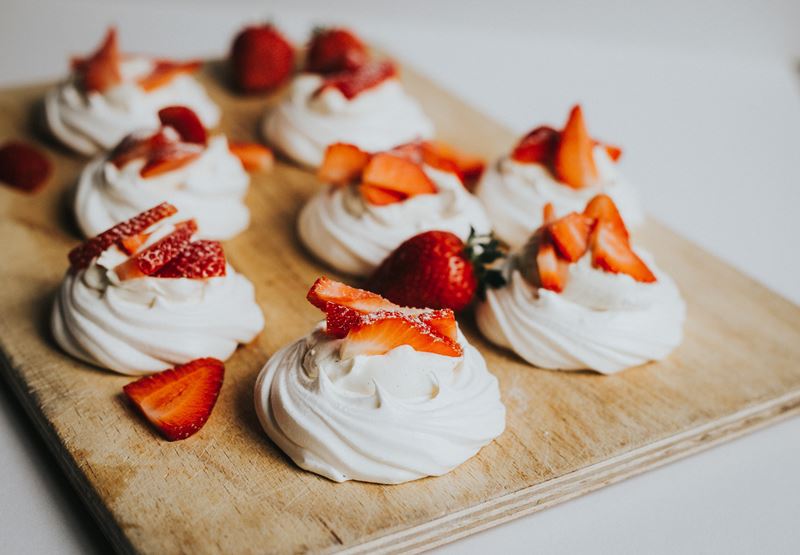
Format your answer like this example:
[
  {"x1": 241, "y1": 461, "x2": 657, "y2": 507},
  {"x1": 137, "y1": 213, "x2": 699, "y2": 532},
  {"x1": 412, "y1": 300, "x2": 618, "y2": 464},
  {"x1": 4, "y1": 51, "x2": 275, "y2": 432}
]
[{"x1": 1, "y1": 61, "x2": 799, "y2": 555}]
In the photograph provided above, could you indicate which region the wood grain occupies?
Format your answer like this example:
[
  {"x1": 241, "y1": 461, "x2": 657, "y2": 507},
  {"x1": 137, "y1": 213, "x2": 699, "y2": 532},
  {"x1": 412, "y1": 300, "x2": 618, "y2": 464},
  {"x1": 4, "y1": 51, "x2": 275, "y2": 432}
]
[{"x1": 1, "y1": 61, "x2": 800, "y2": 555}]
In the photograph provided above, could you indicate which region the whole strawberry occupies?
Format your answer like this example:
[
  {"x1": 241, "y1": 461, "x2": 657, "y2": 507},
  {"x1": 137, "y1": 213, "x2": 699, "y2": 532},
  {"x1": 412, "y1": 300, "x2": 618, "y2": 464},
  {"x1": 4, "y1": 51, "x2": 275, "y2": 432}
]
[
  {"x1": 366, "y1": 229, "x2": 506, "y2": 312},
  {"x1": 230, "y1": 24, "x2": 294, "y2": 93},
  {"x1": 306, "y1": 27, "x2": 367, "y2": 74}
]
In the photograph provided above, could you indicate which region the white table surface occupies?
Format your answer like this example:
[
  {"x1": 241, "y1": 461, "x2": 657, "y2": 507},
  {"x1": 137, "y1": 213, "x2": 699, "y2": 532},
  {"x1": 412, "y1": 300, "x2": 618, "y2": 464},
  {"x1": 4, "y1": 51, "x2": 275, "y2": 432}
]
[{"x1": 1, "y1": 0, "x2": 799, "y2": 553}]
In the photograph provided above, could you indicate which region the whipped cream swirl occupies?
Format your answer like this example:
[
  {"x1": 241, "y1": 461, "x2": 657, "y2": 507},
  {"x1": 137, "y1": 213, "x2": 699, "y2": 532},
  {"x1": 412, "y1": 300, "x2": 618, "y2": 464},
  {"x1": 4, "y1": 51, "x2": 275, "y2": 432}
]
[
  {"x1": 255, "y1": 325, "x2": 505, "y2": 484},
  {"x1": 263, "y1": 73, "x2": 434, "y2": 167},
  {"x1": 75, "y1": 135, "x2": 250, "y2": 240},
  {"x1": 476, "y1": 147, "x2": 644, "y2": 249},
  {"x1": 477, "y1": 252, "x2": 685, "y2": 374},
  {"x1": 298, "y1": 167, "x2": 491, "y2": 276},
  {"x1": 45, "y1": 57, "x2": 221, "y2": 156},
  {"x1": 51, "y1": 241, "x2": 264, "y2": 375}
]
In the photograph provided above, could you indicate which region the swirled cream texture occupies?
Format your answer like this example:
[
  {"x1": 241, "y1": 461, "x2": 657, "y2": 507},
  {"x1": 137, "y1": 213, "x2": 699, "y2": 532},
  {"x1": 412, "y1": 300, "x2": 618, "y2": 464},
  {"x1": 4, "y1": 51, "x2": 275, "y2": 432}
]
[
  {"x1": 51, "y1": 243, "x2": 264, "y2": 375},
  {"x1": 75, "y1": 135, "x2": 250, "y2": 240},
  {"x1": 476, "y1": 252, "x2": 685, "y2": 374},
  {"x1": 255, "y1": 325, "x2": 505, "y2": 484},
  {"x1": 476, "y1": 147, "x2": 644, "y2": 249},
  {"x1": 45, "y1": 57, "x2": 221, "y2": 156},
  {"x1": 263, "y1": 74, "x2": 434, "y2": 167},
  {"x1": 298, "y1": 167, "x2": 491, "y2": 276}
]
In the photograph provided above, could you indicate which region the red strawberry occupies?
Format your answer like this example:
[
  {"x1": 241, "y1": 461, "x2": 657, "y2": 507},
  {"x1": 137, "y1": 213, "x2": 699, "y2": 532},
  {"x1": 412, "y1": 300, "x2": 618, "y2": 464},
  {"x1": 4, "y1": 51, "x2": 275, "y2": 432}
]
[
  {"x1": 535, "y1": 238, "x2": 568, "y2": 292},
  {"x1": 602, "y1": 143, "x2": 623, "y2": 162},
  {"x1": 367, "y1": 230, "x2": 506, "y2": 312},
  {"x1": 68, "y1": 202, "x2": 177, "y2": 269},
  {"x1": 154, "y1": 240, "x2": 226, "y2": 279},
  {"x1": 230, "y1": 24, "x2": 294, "y2": 93},
  {"x1": 554, "y1": 105, "x2": 599, "y2": 189},
  {"x1": 318, "y1": 143, "x2": 371, "y2": 185},
  {"x1": 158, "y1": 106, "x2": 207, "y2": 145},
  {"x1": 340, "y1": 313, "x2": 462, "y2": 358},
  {"x1": 360, "y1": 152, "x2": 436, "y2": 205},
  {"x1": 583, "y1": 193, "x2": 628, "y2": 239},
  {"x1": 228, "y1": 142, "x2": 274, "y2": 172},
  {"x1": 548, "y1": 212, "x2": 593, "y2": 262},
  {"x1": 140, "y1": 142, "x2": 204, "y2": 178},
  {"x1": 318, "y1": 60, "x2": 396, "y2": 100},
  {"x1": 0, "y1": 141, "x2": 52, "y2": 193},
  {"x1": 307, "y1": 276, "x2": 399, "y2": 313},
  {"x1": 323, "y1": 303, "x2": 365, "y2": 338},
  {"x1": 72, "y1": 27, "x2": 122, "y2": 93},
  {"x1": 306, "y1": 28, "x2": 367, "y2": 75},
  {"x1": 114, "y1": 220, "x2": 198, "y2": 280},
  {"x1": 138, "y1": 60, "x2": 202, "y2": 92},
  {"x1": 591, "y1": 221, "x2": 656, "y2": 282},
  {"x1": 359, "y1": 184, "x2": 407, "y2": 205},
  {"x1": 510, "y1": 126, "x2": 559, "y2": 165},
  {"x1": 418, "y1": 309, "x2": 459, "y2": 342},
  {"x1": 419, "y1": 141, "x2": 485, "y2": 188},
  {"x1": 110, "y1": 130, "x2": 171, "y2": 169},
  {"x1": 123, "y1": 357, "x2": 224, "y2": 441}
]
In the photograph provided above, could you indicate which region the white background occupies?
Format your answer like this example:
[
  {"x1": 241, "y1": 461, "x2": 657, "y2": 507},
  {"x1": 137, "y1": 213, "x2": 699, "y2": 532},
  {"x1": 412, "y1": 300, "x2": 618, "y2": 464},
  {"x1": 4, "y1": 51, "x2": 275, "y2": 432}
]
[{"x1": 1, "y1": 0, "x2": 799, "y2": 553}]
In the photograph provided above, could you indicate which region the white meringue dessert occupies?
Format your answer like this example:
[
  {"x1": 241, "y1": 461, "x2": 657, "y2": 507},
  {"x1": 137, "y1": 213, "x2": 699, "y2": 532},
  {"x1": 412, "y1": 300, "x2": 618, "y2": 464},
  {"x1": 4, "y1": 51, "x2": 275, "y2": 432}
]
[
  {"x1": 255, "y1": 278, "x2": 506, "y2": 484},
  {"x1": 45, "y1": 28, "x2": 220, "y2": 156},
  {"x1": 476, "y1": 196, "x2": 684, "y2": 374},
  {"x1": 476, "y1": 105, "x2": 643, "y2": 249},
  {"x1": 52, "y1": 203, "x2": 264, "y2": 375},
  {"x1": 263, "y1": 61, "x2": 434, "y2": 167}
]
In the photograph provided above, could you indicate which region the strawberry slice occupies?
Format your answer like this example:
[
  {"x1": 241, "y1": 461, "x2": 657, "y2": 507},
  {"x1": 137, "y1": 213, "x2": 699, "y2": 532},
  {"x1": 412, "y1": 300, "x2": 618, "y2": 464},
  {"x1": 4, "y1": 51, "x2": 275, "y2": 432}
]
[
  {"x1": 154, "y1": 240, "x2": 226, "y2": 279},
  {"x1": 359, "y1": 183, "x2": 407, "y2": 205},
  {"x1": 306, "y1": 28, "x2": 368, "y2": 75},
  {"x1": 418, "y1": 309, "x2": 459, "y2": 342},
  {"x1": 536, "y1": 238, "x2": 568, "y2": 293},
  {"x1": 123, "y1": 357, "x2": 224, "y2": 441},
  {"x1": 138, "y1": 60, "x2": 202, "y2": 92},
  {"x1": 511, "y1": 125, "x2": 560, "y2": 165},
  {"x1": 110, "y1": 130, "x2": 172, "y2": 169},
  {"x1": 554, "y1": 105, "x2": 599, "y2": 189},
  {"x1": 0, "y1": 141, "x2": 52, "y2": 193},
  {"x1": 228, "y1": 142, "x2": 274, "y2": 172},
  {"x1": 361, "y1": 152, "x2": 436, "y2": 204},
  {"x1": 318, "y1": 143, "x2": 371, "y2": 185},
  {"x1": 140, "y1": 143, "x2": 204, "y2": 178},
  {"x1": 548, "y1": 212, "x2": 593, "y2": 262},
  {"x1": 591, "y1": 221, "x2": 656, "y2": 282},
  {"x1": 72, "y1": 27, "x2": 122, "y2": 93},
  {"x1": 119, "y1": 232, "x2": 152, "y2": 255},
  {"x1": 602, "y1": 143, "x2": 623, "y2": 162},
  {"x1": 583, "y1": 193, "x2": 629, "y2": 239},
  {"x1": 318, "y1": 60, "x2": 397, "y2": 100},
  {"x1": 323, "y1": 303, "x2": 365, "y2": 338},
  {"x1": 542, "y1": 202, "x2": 556, "y2": 224},
  {"x1": 158, "y1": 106, "x2": 207, "y2": 145},
  {"x1": 340, "y1": 313, "x2": 462, "y2": 358},
  {"x1": 114, "y1": 220, "x2": 198, "y2": 280},
  {"x1": 68, "y1": 202, "x2": 177, "y2": 269},
  {"x1": 419, "y1": 141, "x2": 485, "y2": 188},
  {"x1": 307, "y1": 276, "x2": 399, "y2": 313}
]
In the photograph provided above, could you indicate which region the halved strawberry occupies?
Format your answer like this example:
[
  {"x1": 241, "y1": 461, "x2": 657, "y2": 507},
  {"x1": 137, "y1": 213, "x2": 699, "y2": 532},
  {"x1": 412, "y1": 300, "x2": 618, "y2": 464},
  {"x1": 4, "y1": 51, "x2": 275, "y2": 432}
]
[
  {"x1": 0, "y1": 141, "x2": 52, "y2": 193},
  {"x1": 318, "y1": 60, "x2": 397, "y2": 100},
  {"x1": 340, "y1": 312, "x2": 462, "y2": 359},
  {"x1": 542, "y1": 202, "x2": 556, "y2": 224},
  {"x1": 140, "y1": 143, "x2": 204, "y2": 178},
  {"x1": 123, "y1": 357, "x2": 224, "y2": 441},
  {"x1": 72, "y1": 27, "x2": 122, "y2": 93},
  {"x1": 591, "y1": 221, "x2": 656, "y2": 282},
  {"x1": 307, "y1": 276, "x2": 399, "y2": 313},
  {"x1": 318, "y1": 143, "x2": 371, "y2": 185},
  {"x1": 554, "y1": 105, "x2": 599, "y2": 189},
  {"x1": 511, "y1": 125, "x2": 560, "y2": 165},
  {"x1": 548, "y1": 212, "x2": 593, "y2": 262},
  {"x1": 583, "y1": 193, "x2": 628, "y2": 239},
  {"x1": 154, "y1": 240, "x2": 226, "y2": 279},
  {"x1": 68, "y1": 202, "x2": 177, "y2": 269},
  {"x1": 536, "y1": 238, "x2": 568, "y2": 292},
  {"x1": 361, "y1": 152, "x2": 436, "y2": 203},
  {"x1": 158, "y1": 106, "x2": 207, "y2": 145},
  {"x1": 419, "y1": 141, "x2": 485, "y2": 188},
  {"x1": 306, "y1": 28, "x2": 368, "y2": 74},
  {"x1": 359, "y1": 183, "x2": 407, "y2": 205},
  {"x1": 228, "y1": 142, "x2": 274, "y2": 172},
  {"x1": 114, "y1": 220, "x2": 198, "y2": 280},
  {"x1": 110, "y1": 130, "x2": 172, "y2": 169},
  {"x1": 138, "y1": 60, "x2": 202, "y2": 92}
]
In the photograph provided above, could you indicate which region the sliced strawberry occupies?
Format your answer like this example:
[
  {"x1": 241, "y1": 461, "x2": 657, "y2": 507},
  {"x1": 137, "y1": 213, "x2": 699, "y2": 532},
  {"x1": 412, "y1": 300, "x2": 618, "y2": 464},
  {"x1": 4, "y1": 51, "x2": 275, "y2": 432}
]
[
  {"x1": 542, "y1": 202, "x2": 556, "y2": 224},
  {"x1": 536, "y1": 238, "x2": 568, "y2": 292},
  {"x1": 307, "y1": 276, "x2": 399, "y2": 313},
  {"x1": 158, "y1": 106, "x2": 207, "y2": 145},
  {"x1": 323, "y1": 303, "x2": 365, "y2": 338},
  {"x1": 419, "y1": 141, "x2": 485, "y2": 188},
  {"x1": 154, "y1": 240, "x2": 226, "y2": 279},
  {"x1": 138, "y1": 60, "x2": 202, "y2": 92},
  {"x1": 318, "y1": 143, "x2": 371, "y2": 185},
  {"x1": 110, "y1": 130, "x2": 172, "y2": 169},
  {"x1": 511, "y1": 125, "x2": 560, "y2": 165},
  {"x1": 73, "y1": 27, "x2": 122, "y2": 93},
  {"x1": 583, "y1": 193, "x2": 629, "y2": 239},
  {"x1": 418, "y1": 309, "x2": 458, "y2": 342},
  {"x1": 318, "y1": 60, "x2": 397, "y2": 100},
  {"x1": 228, "y1": 142, "x2": 274, "y2": 172},
  {"x1": 306, "y1": 28, "x2": 368, "y2": 74},
  {"x1": 123, "y1": 357, "x2": 224, "y2": 441},
  {"x1": 68, "y1": 202, "x2": 177, "y2": 269},
  {"x1": 114, "y1": 220, "x2": 198, "y2": 280},
  {"x1": 554, "y1": 105, "x2": 599, "y2": 189},
  {"x1": 340, "y1": 313, "x2": 462, "y2": 359},
  {"x1": 359, "y1": 183, "x2": 407, "y2": 205},
  {"x1": 140, "y1": 143, "x2": 203, "y2": 178},
  {"x1": 119, "y1": 232, "x2": 152, "y2": 255},
  {"x1": 548, "y1": 212, "x2": 593, "y2": 262},
  {"x1": 0, "y1": 141, "x2": 52, "y2": 193},
  {"x1": 591, "y1": 221, "x2": 656, "y2": 283},
  {"x1": 361, "y1": 152, "x2": 436, "y2": 203}
]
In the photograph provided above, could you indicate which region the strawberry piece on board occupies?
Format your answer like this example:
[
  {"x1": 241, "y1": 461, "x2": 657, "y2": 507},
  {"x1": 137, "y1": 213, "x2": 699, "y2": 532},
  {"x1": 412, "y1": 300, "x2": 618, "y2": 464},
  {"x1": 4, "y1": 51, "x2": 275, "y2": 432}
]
[
  {"x1": 114, "y1": 220, "x2": 198, "y2": 280},
  {"x1": 154, "y1": 240, "x2": 226, "y2": 279},
  {"x1": 318, "y1": 143, "x2": 371, "y2": 185},
  {"x1": 228, "y1": 142, "x2": 274, "y2": 172},
  {"x1": 158, "y1": 106, "x2": 207, "y2": 145},
  {"x1": 318, "y1": 60, "x2": 396, "y2": 100},
  {"x1": 306, "y1": 27, "x2": 368, "y2": 75},
  {"x1": 0, "y1": 141, "x2": 52, "y2": 193},
  {"x1": 591, "y1": 221, "x2": 656, "y2": 283},
  {"x1": 554, "y1": 105, "x2": 599, "y2": 189},
  {"x1": 340, "y1": 312, "x2": 462, "y2": 359}
]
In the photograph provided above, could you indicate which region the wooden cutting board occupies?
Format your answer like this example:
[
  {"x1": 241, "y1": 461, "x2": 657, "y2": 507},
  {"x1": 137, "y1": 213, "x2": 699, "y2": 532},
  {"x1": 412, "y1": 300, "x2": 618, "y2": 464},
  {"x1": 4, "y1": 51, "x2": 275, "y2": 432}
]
[{"x1": 1, "y1": 60, "x2": 799, "y2": 555}]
